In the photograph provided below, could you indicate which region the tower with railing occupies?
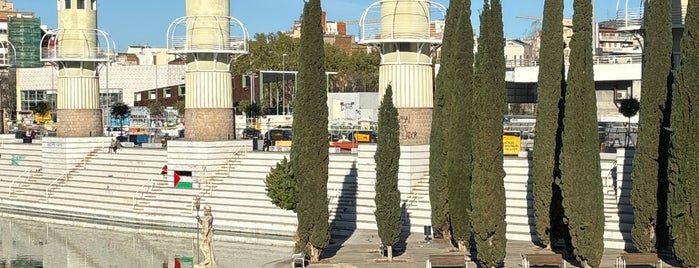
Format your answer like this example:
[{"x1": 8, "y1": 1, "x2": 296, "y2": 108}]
[
  {"x1": 359, "y1": 0, "x2": 446, "y2": 145},
  {"x1": 40, "y1": 0, "x2": 115, "y2": 137},
  {"x1": 167, "y1": 0, "x2": 249, "y2": 141}
]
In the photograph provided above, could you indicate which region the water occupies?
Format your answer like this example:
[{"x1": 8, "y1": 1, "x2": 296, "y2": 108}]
[{"x1": 0, "y1": 217, "x2": 293, "y2": 268}]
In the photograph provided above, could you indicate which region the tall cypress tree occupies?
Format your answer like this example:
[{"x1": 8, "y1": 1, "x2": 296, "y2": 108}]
[
  {"x1": 471, "y1": 1, "x2": 506, "y2": 266},
  {"x1": 374, "y1": 85, "x2": 402, "y2": 262},
  {"x1": 668, "y1": 0, "x2": 699, "y2": 265},
  {"x1": 532, "y1": 0, "x2": 566, "y2": 249},
  {"x1": 559, "y1": 0, "x2": 604, "y2": 266},
  {"x1": 445, "y1": 0, "x2": 474, "y2": 252},
  {"x1": 291, "y1": 0, "x2": 330, "y2": 261},
  {"x1": 631, "y1": 0, "x2": 673, "y2": 253},
  {"x1": 429, "y1": 0, "x2": 461, "y2": 240}
]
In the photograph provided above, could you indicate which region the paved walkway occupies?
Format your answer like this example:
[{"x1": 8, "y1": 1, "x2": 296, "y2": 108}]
[{"x1": 269, "y1": 229, "x2": 677, "y2": 268}]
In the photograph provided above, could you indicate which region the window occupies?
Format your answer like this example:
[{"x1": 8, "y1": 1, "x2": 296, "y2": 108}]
[
  {"x1": 91, "y1": 0, "x2": 96, "y2": 10},
  {"x1": 77, "y1": 0, "x2": 85, "y2": 9},
  {"x1": 148, "y1": 90, "x2": 156, "y2": 100},
  {"x1": 65, "y1": 0, "x2": 71, "y2": 9},
  {"x1": 163, "y1": 88, "x2": 171, "y2": 98},
  {"x1": 178, "y1": 85, "x2": 186, "y2": 96},
  {"x1": 134, "y1": 93, "x2": 141, "y2": 102}
]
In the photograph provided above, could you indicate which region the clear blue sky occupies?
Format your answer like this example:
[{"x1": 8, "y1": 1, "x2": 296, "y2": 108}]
[{"x1": 14, "y1": 0, "x2": 638, "y2": 52}]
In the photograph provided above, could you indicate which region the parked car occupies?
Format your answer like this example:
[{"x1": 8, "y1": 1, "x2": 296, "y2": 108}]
[{"x1": 242, "y1": 127, "x2": 261, "y2": 139}]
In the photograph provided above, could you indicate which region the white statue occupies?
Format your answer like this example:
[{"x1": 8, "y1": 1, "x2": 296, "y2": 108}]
[{"x1": 196, "y1": 205, "x2": 217, "y2": 267}]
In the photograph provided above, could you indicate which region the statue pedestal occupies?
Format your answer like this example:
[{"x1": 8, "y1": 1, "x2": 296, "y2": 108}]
[{"x1": 195, "y1": 264, "x2": 218, "y2": 268}]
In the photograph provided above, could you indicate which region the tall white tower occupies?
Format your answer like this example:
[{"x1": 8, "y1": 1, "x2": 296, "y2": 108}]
[
  {"x1": 41, "y1": 0, "x2": 115, "y2": 137},
  {"x1": 359, "y1": 0, "x2": 446, "y2": 145},
  {"x1": 167, "y1": 0, "x2": 249, "y2": 141}
]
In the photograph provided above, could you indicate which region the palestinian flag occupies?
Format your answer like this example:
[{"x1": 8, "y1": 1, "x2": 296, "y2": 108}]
[
  {"x1": 173, "y1": 170, "x2": 193, "y2": 189},
  {"x1": 174, "y1": 256, "x2": 193, "y2": 268}
]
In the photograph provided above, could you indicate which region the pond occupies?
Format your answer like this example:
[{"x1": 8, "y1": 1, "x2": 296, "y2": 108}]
[{"x1": 0, "y1": 217, "x2": 293, "y2": 267}]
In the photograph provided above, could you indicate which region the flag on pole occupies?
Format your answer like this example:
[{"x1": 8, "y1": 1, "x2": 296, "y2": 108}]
[
  {"x1": 173, "y1": 170, "x2": 193, "y2": 188},
  {"x1": 174, "y1": 256, "x2": 193, "y2": 268}
]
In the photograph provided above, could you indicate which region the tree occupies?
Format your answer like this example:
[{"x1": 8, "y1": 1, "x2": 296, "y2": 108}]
[
  {"x1": 111, "y1": 102, "x2": 131, "y2": 137},
  {"x1": 32, "y1": 101, "x2": 52, "y2": 117},
  {"x1": 373, "y1": 85, "x2": 401, "y2": 262},
  {"x1": 444, "y1": 0, "x2": 475, "y2": 252},
  {"x1": 533, "y1": 0, "x2": 566, "y2": 249},
  {"x1": 619, "y1": 98, "x2": 640, "y2": 147},
  {"x1": 265, "y1": 156, "x2": 297, "y2": 211},
  {"x1": 470, "y1": 1, "x2": 507, "y2": 266},
  {"x1": 667, "y1": 0, "x2": 699, "y2": 265},
  {"x1": 559, "y1": 0, "x2": 604, "y2": 266},
  {"x1": 428, "y1": 0, "x2": 462, "y2": 241},
  {"x1": 290, "y1": 0, "x2": 330, "y2": 262},
  {"x1": 148, "y1": 102, "x2": 164, "y2": 118},
  {"x1": 175, "y1": 99, "x2": 185, "y2": 117},
  {"x1": 631, "y1": 0, "x2": 673, "y2": 253}
]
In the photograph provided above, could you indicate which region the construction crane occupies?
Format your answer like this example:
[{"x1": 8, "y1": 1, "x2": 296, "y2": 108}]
[{"x1": 516, "y1": 15, "x2": 543, "y2": 38}]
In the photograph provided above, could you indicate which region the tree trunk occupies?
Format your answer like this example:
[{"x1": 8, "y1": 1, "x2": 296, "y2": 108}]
[
  {"x1": 458, "y1": 240, "x2": 467, "y2": 252},
  {"x1": 310, "y1": 246, "x2": 320, "y2": 262},
  {"x1": 387, "y1": 245, "x2": 393, "y2": 262}
]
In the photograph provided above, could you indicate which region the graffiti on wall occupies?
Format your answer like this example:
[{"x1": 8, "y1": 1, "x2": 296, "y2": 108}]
[
  {"x1": 398, "y1": 115, "x2": 418, "y2": 140},
  {"x1": 11, "y1": 154, "x2": 25, "y2": 166}
]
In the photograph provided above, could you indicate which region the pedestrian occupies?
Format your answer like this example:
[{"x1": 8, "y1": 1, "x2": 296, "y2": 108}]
[
  {"x1": 109, "y1": 139, "x2": 117, "y2": 153},
  {"x1": 263, "y1": 136, "x2": 271, "y2": 151},
  {"x1": 161, "y1": 164, "x2": 168, "y2": 175}
]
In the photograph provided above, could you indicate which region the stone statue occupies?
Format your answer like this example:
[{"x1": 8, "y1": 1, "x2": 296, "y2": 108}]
[{"x1": 196, "y1": 205, "x2": 217, "y2": 267}]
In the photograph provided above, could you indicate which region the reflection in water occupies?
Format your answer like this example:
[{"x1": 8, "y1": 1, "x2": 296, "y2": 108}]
[{"x1": 0, "y1": 217, "x2": 292, "y2": 267}]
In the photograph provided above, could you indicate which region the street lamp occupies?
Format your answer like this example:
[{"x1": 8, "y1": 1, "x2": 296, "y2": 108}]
[{"x1": 282, "y1": 53, "x2": 287, "y2": 115}]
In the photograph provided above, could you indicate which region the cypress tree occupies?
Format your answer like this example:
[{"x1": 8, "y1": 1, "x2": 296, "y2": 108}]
[
  {"x1": 668, "y1": 0, "x2": 699, "y2": 265},
  {"x1": 291, "y1": 0, "x2": 330, "y2": 261},
  {"x1": 445, "y1": 0, "x2": 474, "y2": 252},
  {"x1": 631, "y1": 0, "x2": 673, "y2": 252},
  {"x1": 470, "y1": 1, "x2": 507, "y2": 266},
  {"x1": 374, "y1": 85, "x2": 402, "y2": 262},
  {"x1": 533, "y1": 0, "x2": 566, "y2": 249},
  {"x1": 559, "y1": 0, "x2": 604, "y2": 266},
  {"x1": 429, "y1": 0, "x2": 461, "y2": 240}
]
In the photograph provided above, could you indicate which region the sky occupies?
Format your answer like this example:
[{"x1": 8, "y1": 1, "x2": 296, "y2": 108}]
[{"x1": 13, "y1": 0, "x2": 641, "y2": 52}]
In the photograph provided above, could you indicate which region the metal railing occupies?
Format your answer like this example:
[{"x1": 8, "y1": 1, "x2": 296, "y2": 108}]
[
  {"x1": 8, "y1": 168, "x2": 32, "y2": 198},
  {"x1": 46, "y1": 173, "x2": 68, "y2": 202},
  {"x1": 132, "y1": 176, "x2": 155, "y2": 208}
]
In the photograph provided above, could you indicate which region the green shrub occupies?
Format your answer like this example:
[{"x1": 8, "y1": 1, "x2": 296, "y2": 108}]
[{"x1": 264, "y1": 157, "x2": 297, "y2": 211}]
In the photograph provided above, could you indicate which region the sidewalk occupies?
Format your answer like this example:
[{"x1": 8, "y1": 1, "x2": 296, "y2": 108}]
[{"x1": 270, "y1": 229, "x2": 670, "y2": 268}]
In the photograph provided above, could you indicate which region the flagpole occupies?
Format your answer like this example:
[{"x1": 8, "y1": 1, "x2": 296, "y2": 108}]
[{"x1": 194, "y1": 196, "x2": 201, "y2": 264}]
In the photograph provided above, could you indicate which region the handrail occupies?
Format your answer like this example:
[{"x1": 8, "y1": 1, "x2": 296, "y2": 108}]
[
  {"x1": 46, "y1": 173, "x2": 68, "y2": 202},
  {"x1": 227, "y1": 144, "x2": 249, "y2": 173},
  {"x1": 8, "y1": 168, "x2": 32, "y2": 198},
  {"x1": 402, "y1": 173, "x2": 429, "y2": 220},
  {"x1": 132, "y1": 176, "x2": 155, "y2": 208}
]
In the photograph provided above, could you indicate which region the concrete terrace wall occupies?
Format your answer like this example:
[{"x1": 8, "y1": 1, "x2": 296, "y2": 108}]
[{"x1": 0, "y1": 141, "x2": 638, "y2": 249}]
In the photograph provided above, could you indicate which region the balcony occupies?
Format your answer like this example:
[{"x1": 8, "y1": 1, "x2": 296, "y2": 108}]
[
  {"x1": 40, "y1": 29, "x2": 116, "y2": 62},
  {"x1": 167, "y1": 16, "x2": 249, "y2": 55},
  {"x1": 358, "y1": 0, "x2": 446, "y2": 44}
]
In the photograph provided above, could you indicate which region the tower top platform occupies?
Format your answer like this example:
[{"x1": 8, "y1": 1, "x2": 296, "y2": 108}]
[
  {"x1": 40, "y1": 28, "x2": 116, "y2": 62},
  {"x1": 0, "y1": 41, "x2": 16, "y2": 67},
  {"x1": 167, "y1": 15, "x2": 249, "y2": 55},
  {"x1": 358, "y1": 0, "x2": 446, "y2": 45}
]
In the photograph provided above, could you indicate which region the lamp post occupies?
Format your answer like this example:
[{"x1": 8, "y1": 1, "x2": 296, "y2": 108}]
[{"x1": 282, "y1": 53, "x2": 287, "y2": 115}]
